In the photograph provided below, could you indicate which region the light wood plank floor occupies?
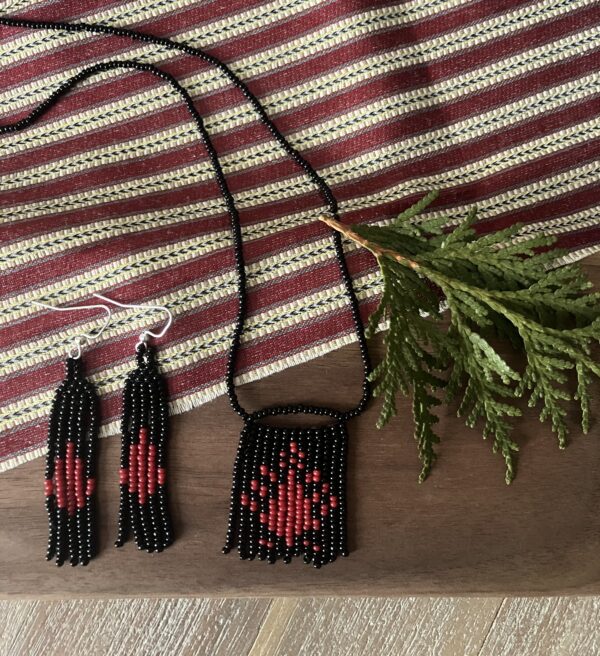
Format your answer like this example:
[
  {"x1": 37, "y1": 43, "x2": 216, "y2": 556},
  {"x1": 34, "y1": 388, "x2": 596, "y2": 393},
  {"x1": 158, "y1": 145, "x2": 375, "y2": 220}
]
[{"x1": 1, "y1": 597, "x2": 599, "y2": 655}]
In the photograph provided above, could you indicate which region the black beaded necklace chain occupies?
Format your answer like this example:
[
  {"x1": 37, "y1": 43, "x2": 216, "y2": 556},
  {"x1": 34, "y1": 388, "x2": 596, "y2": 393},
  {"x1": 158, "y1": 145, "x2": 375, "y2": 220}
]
[{"x1": 0, "y1": 17, "x2": 372, "y2": 567}]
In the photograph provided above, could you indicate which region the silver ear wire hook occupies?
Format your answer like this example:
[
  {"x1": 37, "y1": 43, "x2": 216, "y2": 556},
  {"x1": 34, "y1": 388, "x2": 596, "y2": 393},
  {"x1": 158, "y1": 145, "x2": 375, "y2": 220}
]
[
  {"x1": 92, "y1": 293, "x2": 172, "y2": 348},
  {"x1": 31, "y1": 300, "x2": 112, "y2": 359}
]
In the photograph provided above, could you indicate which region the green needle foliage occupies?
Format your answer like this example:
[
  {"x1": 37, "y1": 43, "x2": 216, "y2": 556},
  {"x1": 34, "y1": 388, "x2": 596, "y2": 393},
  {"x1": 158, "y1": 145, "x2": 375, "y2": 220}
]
[{"x1": 333, "y1": 192, "x2": 600, "y2": 483}]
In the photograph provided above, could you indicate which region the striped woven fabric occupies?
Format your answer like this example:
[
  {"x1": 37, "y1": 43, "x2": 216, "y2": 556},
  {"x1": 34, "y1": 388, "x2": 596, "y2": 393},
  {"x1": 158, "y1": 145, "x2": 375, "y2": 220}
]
[{"x1": 0, "y1": 0, "x2": 598, "y2": 472}]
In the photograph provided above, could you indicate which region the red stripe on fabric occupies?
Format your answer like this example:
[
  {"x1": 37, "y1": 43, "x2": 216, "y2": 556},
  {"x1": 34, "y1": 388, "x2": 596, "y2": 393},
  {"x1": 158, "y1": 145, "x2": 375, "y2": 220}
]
[
  {"x1": 15, "y1": 0, "x2": 258, "y2": 25},
  {"x1": 478, "y1": 183, "x2": 600, "y2": 234},
  {"x1": 554, "y1": 225, "x2": 600, "y2": 250}
]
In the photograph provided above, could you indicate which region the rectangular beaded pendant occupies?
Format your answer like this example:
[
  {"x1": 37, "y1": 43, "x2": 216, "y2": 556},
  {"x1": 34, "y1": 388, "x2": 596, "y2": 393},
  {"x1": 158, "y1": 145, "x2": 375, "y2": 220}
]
[{"x1": 223, "y1": 420, "x2": 348, "y2": 568}]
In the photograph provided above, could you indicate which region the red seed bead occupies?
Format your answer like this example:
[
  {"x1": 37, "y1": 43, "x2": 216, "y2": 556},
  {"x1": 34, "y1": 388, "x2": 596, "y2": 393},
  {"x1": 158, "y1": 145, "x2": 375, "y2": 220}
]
[
  {"x1": 250, "y1": 479, "x2": 259, "y2": 491},
  {"x1": 298, "y1": 451, "x2": 305, "y2": 459},
  {"x1": 280, "y1": 451, "x2": 286, "y2": 458},
  {"x1": 320, "y1": 505, "x2": 329, "y2": 516},
  {"x1": 305, "y1": 474, "x2": 311, "y2": 483},
  {"x1": 313, "y1": 519, "x2": 321, "y2": 530},
  {"x1": 258, "y1": 538, "x2": 267, "y2": 546},
  {"x1": 44, "y1": 479, "x2": 53, "y2": 496},
  {"x1": 279, "y1": 461, "x2": 286, "y2": 468},
  {"x1": 260, "y1": 465, "x2": 268, "y2": 476},
  {"x1": 312, "y1": 492, "x2": 320, "y2": 503},
  {"x1": 119, "y1": 468, "x2": 129, "y2": 485},
  {"x1": 303, "y1": 540, "x2": 310, "y2": 547},
  {"x1": 267, "y1": 541, "x2": 275, "y2": 549},
  {"x1": 270, "y1": 472, "x2": 277, "y2": 482},
  {"x1": 85, "y1": 478, "x2": 96, "y2": 496},
  {"x1": 290, "y1": 442, "x2": 298, "y2": 453},
  {"x1": 250, "y1": 501, "x2": 258, "y2": 512},
  {"x1": 304, "y1": 523, "x2": 312, "y2": 531},
  {"x1": 322, "y1": 483, "x2": 330, "y2": 493},
  {"x1": 290, "y1": 457, "x2": 297, "y2": 465},
  {"x1": 260, "y1": 513, "x2": 268, "y2": 523},
  {"x1": 330, "y1": 496, "x2": 338, "y2": 508},
  {"x1": 297, "y1": 462, "x2": 305, "y2": 469},
  {"x1": 240, "y1": 493, "x2": 249, "y2": 506},
  {"x1": 260, "y1": 485, "x2": 268, "y2": 497},
  {"x1": 312, "y1": 470, "x2": 321, "y2": 482},
  {"x1": 157, "y1": 468, "x2": 166, "y2": 485},
  {"x1": 313, "y1": 545, "x2": 321, "y2": 552}
]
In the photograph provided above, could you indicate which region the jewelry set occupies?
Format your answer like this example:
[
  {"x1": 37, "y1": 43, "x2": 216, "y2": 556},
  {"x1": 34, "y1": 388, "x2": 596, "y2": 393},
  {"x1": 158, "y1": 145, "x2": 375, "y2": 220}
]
[{"x1": 2, "y1": 16, "x2": 373, "y2": 569}]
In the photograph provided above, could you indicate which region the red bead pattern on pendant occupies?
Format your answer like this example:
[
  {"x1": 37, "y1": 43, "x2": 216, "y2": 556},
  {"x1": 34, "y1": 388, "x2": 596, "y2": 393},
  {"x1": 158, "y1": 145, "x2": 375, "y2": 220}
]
[
  {"x1": 244, "y1": 457, "x2": 335, "y2": 551},
  {"x1": 225, "y1": 420, "x2": 347, "y2": 567}
]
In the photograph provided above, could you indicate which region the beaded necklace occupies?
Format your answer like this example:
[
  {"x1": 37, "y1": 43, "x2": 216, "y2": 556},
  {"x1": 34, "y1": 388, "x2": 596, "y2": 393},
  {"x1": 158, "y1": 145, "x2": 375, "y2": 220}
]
[{"x1": 0, "y1": 17, "x2": 372, "y2": 568}]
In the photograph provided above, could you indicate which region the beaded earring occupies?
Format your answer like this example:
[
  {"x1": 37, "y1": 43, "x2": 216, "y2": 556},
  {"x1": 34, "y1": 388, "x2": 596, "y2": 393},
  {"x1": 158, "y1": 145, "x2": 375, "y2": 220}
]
[
  {"x1": 94, "y1": 294, "x2": 174, "y2": 553},
  {"x1": 32, "y1": 300, "x2": 110, "y2": 567}
]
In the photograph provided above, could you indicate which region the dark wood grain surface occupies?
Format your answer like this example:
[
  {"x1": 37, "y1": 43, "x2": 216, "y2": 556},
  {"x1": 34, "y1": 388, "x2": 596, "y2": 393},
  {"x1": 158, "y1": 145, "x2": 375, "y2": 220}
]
[{"x1": 1, "y1": 256, "x2": 599, "y2": 598}]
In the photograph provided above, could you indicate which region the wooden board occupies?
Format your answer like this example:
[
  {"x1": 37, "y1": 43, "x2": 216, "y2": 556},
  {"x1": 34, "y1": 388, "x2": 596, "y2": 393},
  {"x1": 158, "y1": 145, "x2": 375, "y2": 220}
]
[
  {"x1": 1, "y1": 256, "x2": 599, "y2": 598},
  {"x1": 3, "y1": 597, "x2": 600, "y2": 655}
]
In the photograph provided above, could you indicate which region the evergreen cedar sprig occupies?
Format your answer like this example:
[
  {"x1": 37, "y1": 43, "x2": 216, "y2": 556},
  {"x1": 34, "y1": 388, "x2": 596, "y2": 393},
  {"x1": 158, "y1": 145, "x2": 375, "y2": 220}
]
[{"x1": 320, "y1": 192, "x2": 600, "y2": 484}]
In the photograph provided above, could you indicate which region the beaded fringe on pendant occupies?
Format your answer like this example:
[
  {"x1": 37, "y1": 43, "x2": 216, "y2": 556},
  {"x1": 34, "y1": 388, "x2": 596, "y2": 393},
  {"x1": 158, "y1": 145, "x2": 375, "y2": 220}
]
[
  {"x1": 44, "y1": 358, "x2": 98, "y2": 566},
  {"x1": 115, "y1": 343, "x2": 173, "y2": 552},
  {"x1": 223, "y1": 418, "x2": 348, "y2": 567}
]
